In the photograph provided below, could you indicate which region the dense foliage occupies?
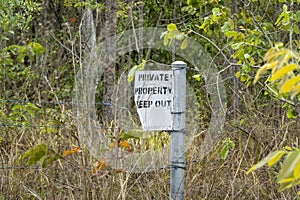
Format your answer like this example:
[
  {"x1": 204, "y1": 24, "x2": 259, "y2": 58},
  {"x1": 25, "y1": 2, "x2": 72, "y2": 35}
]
[{"x1": 0, "y1": 0, "x2": 299, "y2": 199}]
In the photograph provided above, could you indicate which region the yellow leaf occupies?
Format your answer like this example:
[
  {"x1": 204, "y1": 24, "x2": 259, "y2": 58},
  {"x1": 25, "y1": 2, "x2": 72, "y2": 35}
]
[
  {"x1": 119, "y1": 140, "x2": 131, "y2": 149},
  {"x1": 291, "y1": 85, "x2": 300, "y2": 98},
  {"x1": 167, "y1": 23, "x2": 178, "y2": 32},
  {"x1": 291, "y1": 51, "x2": 300, "y2": 60},
  {"x1": 264, "y1": 49, "x2": 290, "y2": 62},
  {"x1": 293, "y1": 159, "x2": 300, "y2": 179},
  {"x1": 278, "y1": 181, "x2": 294, "y2": 192},
  {"x1": 110, "y1": 140, "x2": 133, "y2": 153},
  {"x1": 270, "y1": 63, "x2": 297, "y2": 81},
  {"x1": 119, "y1": 140, "x2": 133, "y2": 153},
  {"x1": 280, "y1": 75, "x2": 300, "y2": 93},
  {"x1": 163, "y1": 34, "x2": 169, "y2": 46},
  {"x1": 109, "y1": 141, "x2": 116, "y2": 150},
  {"x1": 253, "y1": 61, "x2": 278, "y2": 84},
  {"x1": 285, "y1": 146, "x2": 293, "y2": 151},
  {"x1": 246, "y1": 150, "x2": 286, "y2": 174},
  {"x1": 180, "y1": 38, "x2": 188, "y2": 49},
  {"x1": 267, "y1": 150, "x2": 286, "y2": 167},
  {"x1": 278, "y1": 177, "x2": 295, "y2": 184},
  {"x1": 92, "y1": 158, "x2": 111, "y2": 173},
  {"x1": 63, "y1": 147, "x2": 82, "y2": 156},
  {"x1": 278, "y1": 150, "x2": 300, "y2": 182}
]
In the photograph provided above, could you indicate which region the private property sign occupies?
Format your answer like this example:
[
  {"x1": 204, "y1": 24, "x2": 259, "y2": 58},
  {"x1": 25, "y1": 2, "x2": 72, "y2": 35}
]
[{"x1": 134, "y1": 70, "x2": 173, "y2": 131}]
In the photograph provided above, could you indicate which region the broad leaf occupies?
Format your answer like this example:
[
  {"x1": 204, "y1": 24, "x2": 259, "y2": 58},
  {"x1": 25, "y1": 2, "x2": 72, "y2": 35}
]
[
  {"x1": 267, "y1": 150, "x2": 286, "y2": 167},
  {"x1": 192, "y1": 74, "x2": 201, "y2": 81},
  {"x1": 22, "y1": 144, "x2": 47, "y2": 166},
  {"x1": 63, "y1": 147, "x2": 82, "y2": 156},
  {"x1": 167, "y1": 23, "x2": 178, "y2": 32},
  {"x1": 0, "y1": 110, "x2": 4, "y2": 117},
  {"x1": 220, "y1": 145, "x2": 229, "y2": 160},
  {"x1": 253, "y1": 61, "x2": 278, "y2": 84},
  {"x1": 163, "y1": 34, "x2": 169, "y2": 46},
  {"x1": 270, "y1": 63, "x2": 297, "y2": 81},
  {"x1": 122, "y1": 129, "x2": 149, "y2": 139},
  {"x1": 291, "y1": 85, "x2": 300, "y2": 98},
  {"x1": 181, "y1": 38, "x2": 188, "y2": 49},
  {"x1": 225, "y1": 31, "x2": 238, "y2": 38},
  {"x1": 280, "y1": 75, "x2": 300, "y2": 93},
  {"x1": 293, "y1": 158, "x2": 300, "y2": 179},
  {"x1": 264, "y1": 49, "x2": 290, "y2": 62},
  {"x1": 127, "y1": 60, "x2": 146, "y2": 82},
  {"x1": 278, "y1": 181, "x2": 294, "y2": 192},
  {"x1": 29, "y1": 42, "x2": 45, "y2": 54},
  {"x1": 277, "y1": 150, "x2": 300, "y2": 182},
  {"x1": 246, "y1": 150, "x2": 287, "y2": 174},
  {"x1": 278, "y1": 177, "x2": 295, "y2": 184}
]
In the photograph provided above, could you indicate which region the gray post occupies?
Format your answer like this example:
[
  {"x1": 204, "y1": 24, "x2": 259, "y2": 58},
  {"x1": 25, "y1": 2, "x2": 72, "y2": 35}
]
[{"x1": 170, "y1": 61, "x2": 186, "y2": 200}]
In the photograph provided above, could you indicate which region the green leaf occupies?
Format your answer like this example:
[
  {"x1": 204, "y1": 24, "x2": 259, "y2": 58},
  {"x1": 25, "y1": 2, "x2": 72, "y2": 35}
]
[
  {"x1": 295, "y1": 11, "x2": 300, "y2": 22},
  {"x1": 287, "y1": 108, "x2": 297, "y2": 119},
  {"x1": 0, "y1": 110, "x2": 4, "y2": 117},
  {"x1": 278, "y1": 181, "x2": 294, "y2": 192},
  {"x1": 167, "y1": 23, "x2": 178, "y2": 32},
  {"x1": 42, "y1": 154, "x2": 61, "y2": 168},
  {"x1": 293, "y1": 24, "x2": 299, "y2": 34},
  {"x1": 220, "y1": 144, "x2": 229, "y2": 160},
  {"x1": 175, "y1": 33, "x2": 185, "y2": 41},
  {"x1": 163, "y1": 34, "x2": 169, "y2": 46},
  {"x1": 187, "y1": 0, "x2": 199, "y2": 7},
  {"x1": 212, "y1": 8, "x2": 220, "y2": 16},
  {"x1": 275, "y1": 13, "x2": 285, "y2": 26},
  {"x1": 220, "y1": 138, "x2": 235, "y2": 160},
  {"x1": 26, "y1": 103, "x2": 40, "y2": 111},
  {"x1": 246, "y1": 150, "x2": 287, "y2": 174},
  {"x1": 221, "y1": 22, "x2": 230, "y2": 33},
  {"x1": 22, "y1": 144, "x2": 47, "y2": 166},
  {"x1": 282, "y1": 4, "x2": 288, "y2": 12},
  {"x1": 231, "y1": 42, "x2": 244, "y2": 50},
  {"x1": 225, "y1": 31, "x2": 238, "y2": 38},
  {"x1": 181, "y1": 38, "x2": 188, "y2": 49},
  {"x1": 122, "y1": 129, "x2": 149, "y2": 139},
  {"x1": 127, "y1": 60, "x2": 146, "y2": 82},
  {"x1": 11, "y1": 104, "x2": 23, "y2": 111},
  {"x1": 192, "y1": 74, "x2": 201, "y2": 81},
  {"x1": 277, "y1": 150, "x2": 300, "y2": 182},
  {"x1": 29, "y1": 42, "x2": 45, "y2": 54}
]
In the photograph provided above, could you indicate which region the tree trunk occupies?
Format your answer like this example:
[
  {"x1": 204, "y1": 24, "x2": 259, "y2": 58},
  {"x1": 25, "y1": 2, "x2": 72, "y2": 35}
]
[
  {"x1": 103, "y1": 0, "x2": 117, "y2": 125},
  {"x1": 231, "y1": 0, "x2": 239, "y2": 120}
]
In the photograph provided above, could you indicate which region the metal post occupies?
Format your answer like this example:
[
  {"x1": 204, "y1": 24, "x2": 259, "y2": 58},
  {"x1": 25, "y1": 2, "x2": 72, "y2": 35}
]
[{"x1": 170, "y1": 61, "x2": 186, "y2": 200}]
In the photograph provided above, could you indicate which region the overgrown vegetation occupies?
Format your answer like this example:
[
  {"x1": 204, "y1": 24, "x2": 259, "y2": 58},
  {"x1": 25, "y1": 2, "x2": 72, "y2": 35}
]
[{"x1": 0, "y1": 0, "x2": 299, "y2": 199}]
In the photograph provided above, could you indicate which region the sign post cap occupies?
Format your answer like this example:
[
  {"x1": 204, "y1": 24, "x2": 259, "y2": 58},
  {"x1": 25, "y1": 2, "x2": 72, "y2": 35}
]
[{"x1": 172, "y1": 61, "x2": 186, "y2": 65}]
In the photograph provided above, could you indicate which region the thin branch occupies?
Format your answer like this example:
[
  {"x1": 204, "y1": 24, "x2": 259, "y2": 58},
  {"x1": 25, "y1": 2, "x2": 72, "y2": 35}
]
[{"x1": 190, "y1": 30, "x2": 231, "y2": 64}]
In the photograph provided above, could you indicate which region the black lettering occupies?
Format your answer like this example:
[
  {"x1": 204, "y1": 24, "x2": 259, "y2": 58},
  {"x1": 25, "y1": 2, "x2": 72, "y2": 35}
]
[
  {"x1": 155, "y1": 100, "x2": 160, "y2": 107},
  {"x1": 167, "y1": 100, "x2": 172, "y2": 106},
  {"x1": 137, "y1": 100, "x2": 153, "y2": 108},
  {"x1": 165, "y1": 74, "x2": 169, "y2": 81}
]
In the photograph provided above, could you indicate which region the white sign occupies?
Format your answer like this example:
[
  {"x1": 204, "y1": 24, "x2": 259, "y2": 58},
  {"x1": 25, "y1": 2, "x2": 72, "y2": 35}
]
[{"x1": 134, "y1": 70, "x2": 173, "y2": 131}]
